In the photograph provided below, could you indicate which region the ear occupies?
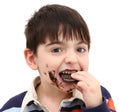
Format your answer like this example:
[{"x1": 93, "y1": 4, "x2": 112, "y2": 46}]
[{"x1": 24, "y1": 48, "x2": 38, "y2": 70}]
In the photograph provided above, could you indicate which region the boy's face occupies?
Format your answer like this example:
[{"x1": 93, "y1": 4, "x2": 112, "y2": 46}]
[{"x1": 33, "y1": 34, "x2": 89, "y2": 93}]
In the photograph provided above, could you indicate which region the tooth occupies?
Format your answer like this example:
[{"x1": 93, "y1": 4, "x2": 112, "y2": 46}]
[{"x1": 61, "y1": 70, "x2": 77, "y2": 76}]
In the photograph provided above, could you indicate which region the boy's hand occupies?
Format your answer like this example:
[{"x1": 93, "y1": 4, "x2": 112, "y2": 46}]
[{"x1": 71, "y1": 71, "x2": 102, "y2": 108}]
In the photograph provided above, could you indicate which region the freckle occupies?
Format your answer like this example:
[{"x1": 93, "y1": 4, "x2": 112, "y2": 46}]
[
  {"x1": 66, "y1": 90, "x2": 69, "y2": 93},
  {"x1": 59, "y1": 82, "x2": 62, "y2": 85},
  {"x1": 67, "y1": 89, "x2": 72, "y2": 93},
  {"x1": 46, "y1": 64, "x2": 48, "y2": 67},
  {"x1": 44, "y1": 72, "x2": 47, "y2": 75}
]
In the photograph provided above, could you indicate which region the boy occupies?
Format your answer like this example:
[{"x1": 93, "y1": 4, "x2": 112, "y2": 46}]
[{"x1": 1, "y1": 4, "x2": 116, "y2": 112}]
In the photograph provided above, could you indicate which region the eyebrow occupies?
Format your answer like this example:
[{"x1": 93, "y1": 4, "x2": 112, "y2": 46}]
[
  {"x1": 45, "y1": 40, "x2": 87, "y2": 47},
  {"x1": 45, "y1": 41, "x2": 64, "y2": 47},
  {"x1": 77, "y1": 41, "x2": 88, "y2": 45}
]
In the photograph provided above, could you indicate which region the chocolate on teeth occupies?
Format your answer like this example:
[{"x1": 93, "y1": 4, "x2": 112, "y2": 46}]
[
  {"x1": 61, "y1": 74, "x2": 78, "y2": 82},
  {"x1": 59, "y1": 70, "x2": 78, "y2": 83}
]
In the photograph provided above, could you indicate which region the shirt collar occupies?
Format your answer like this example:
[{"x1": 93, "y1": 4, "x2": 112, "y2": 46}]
[{"x1": 21, "y1": 76, "x2": 83, "y2": 112}]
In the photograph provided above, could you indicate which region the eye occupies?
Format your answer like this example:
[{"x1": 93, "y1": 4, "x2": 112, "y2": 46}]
[
  {"x1": 77, "y1": 47, "x2": 86, "y2": 53},
  {"x1": 51, "y1": 48, "x2": 62, "y2": 53}
]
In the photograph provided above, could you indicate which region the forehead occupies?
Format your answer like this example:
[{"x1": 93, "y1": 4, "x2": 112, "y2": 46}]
[{"x1": 45, "y1": 31, "x2": 87, "y2": 44}]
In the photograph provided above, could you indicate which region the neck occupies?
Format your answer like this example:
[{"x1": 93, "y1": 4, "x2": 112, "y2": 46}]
[
  {"x1": 37, "y1": 82, "x2": 72, "y2": 101},
  {"x1": 36, "y1": 82, "x2": 72, "y2": 112},
  {"x1": 37, "y1": 83, "x2": 72, "y2": 104}
]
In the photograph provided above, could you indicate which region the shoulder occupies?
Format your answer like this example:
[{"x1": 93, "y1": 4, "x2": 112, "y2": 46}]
[
  {"x1": 101, "y1": 86, "x2": 111, "y2": 99},
  {"x1": 1, "y1": 91, "x2": 27, "y2": 111},
  {"x1": 101, "y1": 86, "x2": 116, "y2": 111}
]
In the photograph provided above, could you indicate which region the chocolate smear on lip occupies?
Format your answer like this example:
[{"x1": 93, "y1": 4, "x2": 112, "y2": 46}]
[
  {"x1": 48, "y1": 70, "x2": 56, "y2": 82},
  {"x1": 48, "y1": 70, "x2": 59, "y2": 87},
  {"x1": 48, "y1": 70, "x2": 76, "y2": 92}
]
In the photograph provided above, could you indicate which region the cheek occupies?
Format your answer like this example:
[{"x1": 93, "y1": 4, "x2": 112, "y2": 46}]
[
  {"x1": 44, "y1": 59, "x2": 61, "y2": 74},
  {"x1": 38, "y1": 59, "x2": 56, "y2": 71},
  {"x1": 80, "y1": 57, "x2": 89, "y2": 71},
  {"x1": 85, "y1": 58, "x2": 89, "y2": 70}
]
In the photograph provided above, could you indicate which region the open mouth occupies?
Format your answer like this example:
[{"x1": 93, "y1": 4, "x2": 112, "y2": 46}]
[{"x1": 59, "y1": 70, "x2": 78, "y2": 83}]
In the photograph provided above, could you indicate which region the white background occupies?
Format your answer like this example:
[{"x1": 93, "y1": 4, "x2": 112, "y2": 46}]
[{"x1": 0, "y1": 0, "x2": 120, "y2": 111}]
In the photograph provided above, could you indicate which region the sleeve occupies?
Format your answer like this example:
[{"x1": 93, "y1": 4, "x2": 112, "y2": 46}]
[{"x1": 0, "y1": 91, "x2": 27, "y2": 111}]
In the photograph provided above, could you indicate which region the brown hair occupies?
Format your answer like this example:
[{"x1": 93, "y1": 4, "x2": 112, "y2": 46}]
[{"x1": 25, "y1": 4, "x2": 90, "y2": 54}]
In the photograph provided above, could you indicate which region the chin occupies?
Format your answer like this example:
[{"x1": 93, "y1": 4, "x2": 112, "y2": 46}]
[{"x1": 59, "y1": 85, "x2": 76, "y2": 93}]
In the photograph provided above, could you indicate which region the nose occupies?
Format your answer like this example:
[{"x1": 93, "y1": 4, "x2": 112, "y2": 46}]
[{"x1": 64, "y1": 50, "x2": 78, "y2": 65}]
